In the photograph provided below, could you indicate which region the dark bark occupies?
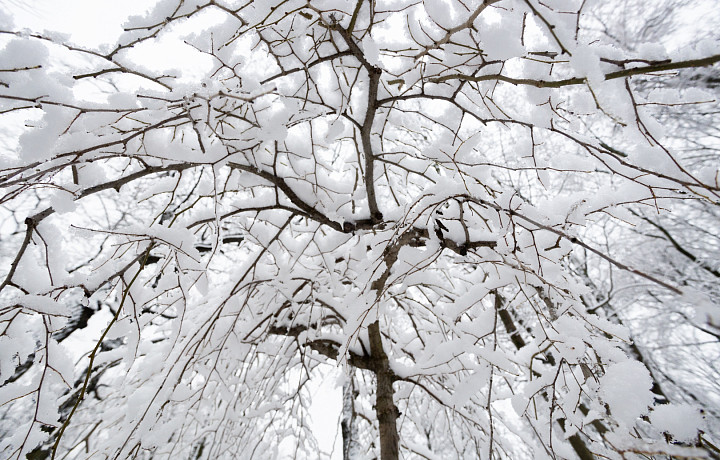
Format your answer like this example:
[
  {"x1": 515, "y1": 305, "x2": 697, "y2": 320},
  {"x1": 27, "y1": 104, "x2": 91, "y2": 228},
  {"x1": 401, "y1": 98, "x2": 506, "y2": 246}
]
[
  {"x1": 332, "y1": 24, "x2": 383, "y2": 223},
  {"x1": 368, "y1": 321, "x2": 399, "y2": 460},
  {"x1": 567, "y1": 428, "x2": 595, "y2": 460}
]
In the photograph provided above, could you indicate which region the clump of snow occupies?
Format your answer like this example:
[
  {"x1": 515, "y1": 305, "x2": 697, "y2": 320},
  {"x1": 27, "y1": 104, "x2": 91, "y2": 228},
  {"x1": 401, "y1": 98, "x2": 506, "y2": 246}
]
[
  {"x1": 423, "y1": 0, "x2": 457, "y2": 30},
  {"x1": 555, "y1": 336, "x2": 586, "y2": 362},
  {"x1": 599, "y1": 360, "x2": 654, "y2": 427},
  {"x1": 479, "y1": 20, "x2": 525, "y2": 61},
  {"x1": 650, "y1": 403, "x2": 704, "y2": 442},
  {"x1": 361, "y1": 34, "x2": 381, "y2": 68},
  {"x1": 570, "y1": 46, "x2": 604, "y2": 87},
  {"x1": 49, "y1": 189, "x2": 76, "y2": 214},
  {"x1": 636, "y1": 43, "x2": 668, "y2": 61}
]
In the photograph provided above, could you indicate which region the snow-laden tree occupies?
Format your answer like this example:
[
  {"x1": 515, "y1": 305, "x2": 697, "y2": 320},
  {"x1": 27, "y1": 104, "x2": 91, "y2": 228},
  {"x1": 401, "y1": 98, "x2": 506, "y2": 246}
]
[
  {"x1": 572, "y1": 0, "x2": 720, "y2": 444},
  {"x1": 1, "y1": 0, "x2": 719, "y2": 459}
]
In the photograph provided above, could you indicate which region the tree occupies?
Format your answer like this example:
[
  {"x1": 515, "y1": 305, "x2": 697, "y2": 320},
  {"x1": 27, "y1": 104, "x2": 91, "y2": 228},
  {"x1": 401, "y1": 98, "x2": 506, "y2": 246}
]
[
  {"x1": 576, "y1": 0, "x2": 720, "y2": 443},
  {"x1": 0, "y1": 0, "x2": 719, "y2": 458}
]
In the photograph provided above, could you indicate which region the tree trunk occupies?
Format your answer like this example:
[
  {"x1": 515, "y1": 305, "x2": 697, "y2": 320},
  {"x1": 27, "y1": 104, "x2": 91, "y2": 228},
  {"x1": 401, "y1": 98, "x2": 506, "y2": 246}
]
[
  {"x1": 368, "y1": 320, "x2": 399, "y2": 460},
  {"x1": 342, "y1": 367, "x2": 359, "y2": 460}
]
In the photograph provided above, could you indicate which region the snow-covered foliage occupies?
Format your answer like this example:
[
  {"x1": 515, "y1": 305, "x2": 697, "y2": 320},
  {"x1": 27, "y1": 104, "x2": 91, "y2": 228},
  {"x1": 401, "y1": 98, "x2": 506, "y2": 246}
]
[{"x1": 0, "y1": 0, "x2": 719, "y2": 459}]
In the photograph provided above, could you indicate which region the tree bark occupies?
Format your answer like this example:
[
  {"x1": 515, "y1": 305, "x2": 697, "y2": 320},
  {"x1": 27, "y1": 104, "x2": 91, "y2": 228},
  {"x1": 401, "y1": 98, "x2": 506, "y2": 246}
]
[
  {"x1": 342, "y1": 368, "x2": 359, "y2": 460},
  {"x1": 368, "y1": 321, "x2": 399, "y2": 460}
]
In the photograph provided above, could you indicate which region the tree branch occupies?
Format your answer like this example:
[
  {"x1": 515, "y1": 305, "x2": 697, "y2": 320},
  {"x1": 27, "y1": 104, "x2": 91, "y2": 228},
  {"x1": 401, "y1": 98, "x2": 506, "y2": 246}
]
[{"x1": 430, "y1": 54, "x2": 720, "y2": 87}]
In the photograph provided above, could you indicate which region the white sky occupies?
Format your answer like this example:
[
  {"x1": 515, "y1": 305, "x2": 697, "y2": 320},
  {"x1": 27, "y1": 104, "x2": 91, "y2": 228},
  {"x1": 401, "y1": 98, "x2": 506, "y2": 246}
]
[
  {"x1": 1, "y1": 0, "x2": 149, "y2": 45},
  {"x1": 1, "y1": 0, "x2": 214, "y2": 85}
]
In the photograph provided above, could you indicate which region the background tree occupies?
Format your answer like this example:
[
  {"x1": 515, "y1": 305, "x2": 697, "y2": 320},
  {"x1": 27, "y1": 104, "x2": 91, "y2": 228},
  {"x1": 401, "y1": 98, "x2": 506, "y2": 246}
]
[
  {"x1": 576, "y1": 0, "x2": 720, "y2": 439},
  {"x1": 0, "y1": 0, "x2": 719, "y2": 459}
]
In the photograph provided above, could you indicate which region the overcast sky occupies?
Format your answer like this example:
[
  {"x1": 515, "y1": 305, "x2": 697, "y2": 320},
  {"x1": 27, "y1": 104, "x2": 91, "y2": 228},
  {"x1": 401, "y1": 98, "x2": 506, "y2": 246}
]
[{"x1": 1, "y1": 0, "x2": 149, "y2": 45}]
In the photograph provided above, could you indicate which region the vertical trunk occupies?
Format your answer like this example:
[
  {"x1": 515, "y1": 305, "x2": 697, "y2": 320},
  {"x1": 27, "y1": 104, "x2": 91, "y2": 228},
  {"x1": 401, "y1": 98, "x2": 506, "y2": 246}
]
[
  {"x1": 368, "y1": 320, "x2": 399, "y2": 460},
  {"x1": 567, "y1": 428, "x2": 595, "y2": 460},
  {"x1": 365, "y1": 231, "x2": 414, "y2": 459},
  {"x1": 342, "y1": 367, "x2": 359, "y2": 460}
]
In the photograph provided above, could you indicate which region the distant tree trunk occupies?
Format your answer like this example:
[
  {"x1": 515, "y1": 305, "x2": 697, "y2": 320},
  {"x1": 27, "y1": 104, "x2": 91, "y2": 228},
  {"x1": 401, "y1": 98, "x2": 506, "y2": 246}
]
[
  {"x1": 496, "y1": 292, "x2": 596, "y2": 460},
  {"x1": 341, "y1": 367, "x2": 359, "y2": 460}
]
